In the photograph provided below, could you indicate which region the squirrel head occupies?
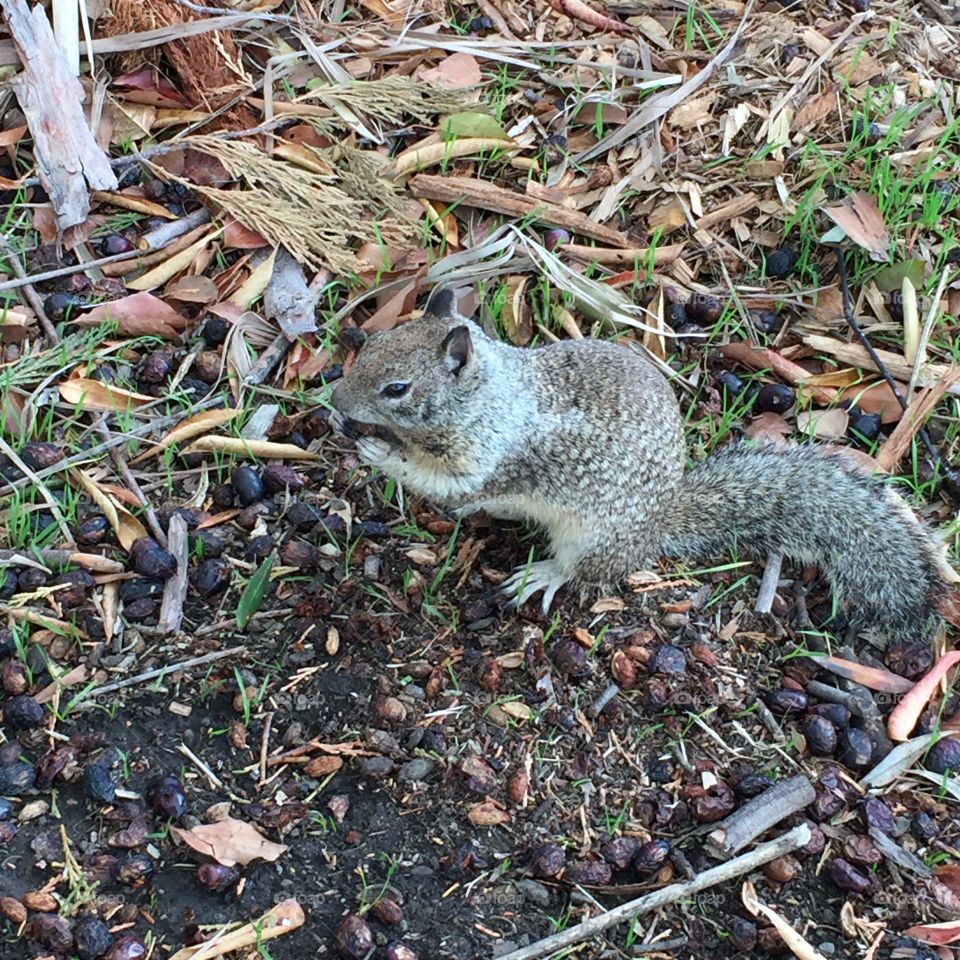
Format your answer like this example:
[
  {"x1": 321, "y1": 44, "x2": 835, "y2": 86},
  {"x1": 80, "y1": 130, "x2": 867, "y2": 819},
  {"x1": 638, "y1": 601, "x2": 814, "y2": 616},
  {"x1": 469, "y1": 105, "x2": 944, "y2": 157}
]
[{"x1": 330, "y1": 288, "x2": 490, "y2": 442}]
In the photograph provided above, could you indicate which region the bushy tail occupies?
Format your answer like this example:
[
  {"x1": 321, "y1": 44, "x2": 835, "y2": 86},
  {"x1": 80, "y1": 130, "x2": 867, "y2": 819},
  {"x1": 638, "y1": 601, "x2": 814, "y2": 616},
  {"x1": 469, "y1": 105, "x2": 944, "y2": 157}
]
[{"x1": 658, "y1": 442, "x2": 957, "y2": 645}]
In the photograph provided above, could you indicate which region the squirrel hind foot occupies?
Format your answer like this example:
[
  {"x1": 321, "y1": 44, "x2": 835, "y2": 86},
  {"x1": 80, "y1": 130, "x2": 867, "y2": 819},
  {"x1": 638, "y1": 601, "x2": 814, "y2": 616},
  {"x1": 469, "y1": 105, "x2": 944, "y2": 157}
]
[{"x1": 501, "y1": 560, "x2": 569, "y2": 614}]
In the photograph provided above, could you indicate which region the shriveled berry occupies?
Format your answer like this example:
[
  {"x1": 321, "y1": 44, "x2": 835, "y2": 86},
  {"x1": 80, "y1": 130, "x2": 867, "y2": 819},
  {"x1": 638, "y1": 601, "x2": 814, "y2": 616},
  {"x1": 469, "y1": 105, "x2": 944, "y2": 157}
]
[
  {"x1": 685, "y1": 294, "x2": 723, "y2": 325},
  {"x1": 530, "y1": 843, "x2": 566, "y2": 878},
  {"x1": 118, "y1": 853, "x2": 154, "y2": 887},
  {"x1": 26, "y1": 913, "x2": 73, "y2": 953},
  {"x1": 780, "y1": 43, "x2": 803, "y2": 64},
  {"x1": 925, "y1": 738, "x2": 960, "y2": 774},
  {"x1": 828, "y1": 857, "x2": 870, "y2": 893},
  {"x1": 0, "y1": 895, "x2": 27, "y2": 925},
  {"x1": 911, "y1": 811, "x2": 937, "y2": 841},
  {"x1": 715, "y1": 370, "x2": 744, "y2": 395},
  {"x1": 262, "y1": 463, "x2": 306, "y2": 494},
  {"x1": 601, "y1": 836, "x2": 640, "y2": 870},
  {"x1": 564, "y1": 860, "x2": 612, "y2": 885},
  {"x1": 0, "y1": 760, "x2": 35, "y2": 794},
  {"x1": 84, "y1": 763, "x2": 116, "y2": 804},
  {"x1": 148, "y1": 774, "x2": 187, "y2": 819},
  {"x1": 104, "y1": 935, "x2": 147, "y2": 960},
  {"x1": 197, "y1": 862, "x2": 240, "y2": 891},
  {"x1": 0, "y1": 820, "x2": 16, "y2": 844},
  {"x1": 74, "y1": 915, "x2": 114, "y2": 959},
  {"x1": 101, "y1": 234, "x2": 134, "y2": 256},
  {"x1": 372, "y1": 897, "x2": 404, "y2": 925},
  {"x1": 809, "y1": 703, "x2": 851, "y2": 728},
  {"x1": 53, "y1": 569, "x2": 96, "y2": 608},
  {"x1": 2, "y1": 660, "x2": 28, "y2": 696},
  {"x1": 649, "y1": 644, "x2": 685, "y2": 675},
  {"x1": 860, "y1": 797, "x2": 894, "y2": 834},
  {"x1": 280, "y1": 540, "x2": 318, "y2": 569},
  {"x1": 191, "y1": 558, "x2": 231, "y2": 596},
  {"x1": 20, "y1": 440, "x2": 63, "y2": 471},
  {"x1": 3, "y1": 693, "x2": 44, "y2": 729},
  {"x1": 848, "y1": 407, "x2": 881, "y2": 443},
  {"x1": 804, "y1": 715, "x2": 837, "y2": 756},
  {"x1": 729, "y1": 917, "x2": 757, "y2": 952},
  {"x1": 749, "y1": 309, "x2": 780, "y2": 333},
  {"x1": 43, "y1": 292, "x2": 83, "y2": 321},
  {"x1": 665, "y1": 302, "x2": 688, "y2": 326},
  {"x1": 633, "y1": 839, "x2": 670, "y2": 875},
  {"x1": 202, "y1": 316, "x2": 231, "y2": 347},
  {"x1": 766, "y1": 247, "x2": 797, "y2": 279},
  {"x1": 763, "y1": 854, "x2": 802, "y2": 884},
  {"x1": 130, "y1": 538, "x2": 177, "y2": 579},
  {"x1": 384, "y1": 943, "x2": 418, "y2": 960},
  {"x1": 544, "y1": 228, "x2": 571, "y2": 251},
  {"x1": 552, "y1": 639, "x2": 588, "y2": 678},
  {"x1": 334, "y1": 914, "x2": 374, "y2": 959},
  {"x1": 767, "y1": 688, "x2": 807, "y2": 714},
  {"x1": 231, "y1": 466, "x2": 264, "y2": 506},
  {"x1": 76, "y1": 515, "x2": 110, "y2": 546},
  {"x1": 755, "y1": 383, "x2": 795, "y2": 413},
  {"x1": 139, "y1": 350, "x2": 174, "y2": 384},
  {"x1": 837, "y1": 727, "x2": 874, "y2": 771}
]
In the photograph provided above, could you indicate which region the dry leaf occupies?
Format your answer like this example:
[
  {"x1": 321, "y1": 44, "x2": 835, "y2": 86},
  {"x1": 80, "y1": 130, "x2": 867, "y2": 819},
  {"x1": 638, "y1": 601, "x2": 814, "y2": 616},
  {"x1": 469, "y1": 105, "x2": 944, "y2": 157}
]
[
  {"x1": 888, "y1": 651, "x2": 960, "y2": 741},
  {"x1": 745, "y1": 412, "x2": 792, "y2": 443},
  {"x1": 466, "y1": 800, "x2": 510, "y2": 826},
  {"x1": 130, "y1": 409, "x2": 241, "y2": 464},
  {"x1": 60, "y1": 378, "x2": 153, "y2": 412},
  {"x1": 165, "y1": 275, "x2": 219, "y2": 304},
  {"x1": 77, "y1": 291, "x2": 190, "y2": 339},
  {"x1": 126, "y1": 229, "x2": 220, "y2": 291},
  {"x1": 229, "y1": 248, "x2": 277, "y2": 309},
  {"x1": 796, "y1": 407, "x2": 849, "y2": 439},
  {"x1": 180, "y1": 437, "x2": 321, "y2": 460},
  {"x1": 72, "y1": 469, "x2": 148, "y2": 551},
  {"x1": 822, "y1": 192, "x2": 890, "y2": 260},
  {"x1": 420, "y1": 53, "x2": 482, "y2": 89},
  {"x1": 171, "y1": 818, "x2": 287, "y2": 866},
  {"x1": 902, "y1": 920, "x2": 960, "y2": 947}
]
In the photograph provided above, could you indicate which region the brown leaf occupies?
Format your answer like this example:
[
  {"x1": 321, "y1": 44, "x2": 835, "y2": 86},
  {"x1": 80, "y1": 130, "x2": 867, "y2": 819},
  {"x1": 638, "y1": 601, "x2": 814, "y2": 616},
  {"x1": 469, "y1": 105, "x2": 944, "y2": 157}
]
[
  {"x1": 71, "y1": 469, "x2": 148, "y2": 551},
  {"x1": 745, "y1": 412, "x2": 792, "y2": 443},
  {"x1": 822, "y1": 191, "x2": 890, "y2": 260},
  {"x1": 902, "y1": 920, "x2": 960, "y2": 947},
  {"x1": 77, "y1": 291, "x2": 189, "y2": 339},
  {"x1": 59, "y1": 378, "x2": 153, "y2": 412},
  {"x1": 466, "y1": 800, "x2": 510, "y2": 826},
  {"x1": 420, "y1": 53, "x2": 482, "y2": 89},
  {"x1": 171, "y1": 818, "x2": 288, "y2": 866},
  {"x1": 817, "y1": 656, "x2": 914, "y2": 694}
]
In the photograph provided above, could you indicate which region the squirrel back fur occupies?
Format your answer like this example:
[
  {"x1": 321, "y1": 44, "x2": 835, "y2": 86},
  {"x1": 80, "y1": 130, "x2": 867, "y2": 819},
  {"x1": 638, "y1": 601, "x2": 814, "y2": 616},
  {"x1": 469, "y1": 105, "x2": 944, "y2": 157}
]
[{"x1": 330, "y1": 289, "x2": 957, "y2": 644}]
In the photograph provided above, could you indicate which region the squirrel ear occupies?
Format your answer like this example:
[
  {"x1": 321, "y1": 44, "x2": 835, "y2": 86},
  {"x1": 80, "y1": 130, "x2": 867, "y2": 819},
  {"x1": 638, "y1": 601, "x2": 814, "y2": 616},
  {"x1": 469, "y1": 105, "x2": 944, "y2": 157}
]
[
  {"x1": 440, "y1": 324, "x2": 473, "y2": 376},
  {"x1": 424, "y1": 287, "x2": 458, "y2": 319}
]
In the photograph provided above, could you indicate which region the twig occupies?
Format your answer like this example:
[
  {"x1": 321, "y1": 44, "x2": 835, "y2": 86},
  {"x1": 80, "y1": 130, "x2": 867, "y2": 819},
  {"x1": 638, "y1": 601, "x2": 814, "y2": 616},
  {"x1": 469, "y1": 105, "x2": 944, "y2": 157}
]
[
  {"x1": 178, "y1": 742, "x2": 224, "y2": 790},
  {"x1": 754, "y1": 551, "x2": 783, "y2": 615},
  {"x1": 259, "y1": 710, "x2": 275, "y2": 785},
  {"x1": 157, "y1": 514, "x2": 189, "y2": 635},
  {"x1": 93, "y1": 421, "x2": 167, "y2": 546},
  {"x1": 70, "y1": 646, "x2": 245, "y2": 702},
  {"x1": 0, "y1": 229, "x2": 59, "y2": 341},
  {"x1": 494, "y1": 824, "x2": 811, "y2": 960},
  {"x1": 243, "y1": 333, "x2": 292, "y2": 387},
  {"x1": 834, "y1": 248, "x2": 944, "y2": 471},
  {"x1": 705, "y1": 775, "x2": 814, "y2": 858},
  {"x1": 0, "y1": 548, "x2": 123, "y2": 573}
]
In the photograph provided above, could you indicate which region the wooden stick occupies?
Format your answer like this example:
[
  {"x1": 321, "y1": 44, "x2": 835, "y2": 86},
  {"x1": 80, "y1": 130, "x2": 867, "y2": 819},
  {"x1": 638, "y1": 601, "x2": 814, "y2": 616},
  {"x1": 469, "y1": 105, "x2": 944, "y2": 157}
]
[
  {"x1": 408, "y1": 174, "x2": 630, "y2": 246},
  {"x1": 705, "y1": 775, "x2": 814, "y2": 858},
  {"x1": 561, "y1": 241, "x2": 686, "y2": 266},
  {"x1": 494, "y1": 824, "x2": 811, "y2": 960},
  {"x1": 156, "y1": 514, "x2": 189, "y2": 635},
  {"x1": 754, "y1": 550, "x2": 782, "y2": 615}
]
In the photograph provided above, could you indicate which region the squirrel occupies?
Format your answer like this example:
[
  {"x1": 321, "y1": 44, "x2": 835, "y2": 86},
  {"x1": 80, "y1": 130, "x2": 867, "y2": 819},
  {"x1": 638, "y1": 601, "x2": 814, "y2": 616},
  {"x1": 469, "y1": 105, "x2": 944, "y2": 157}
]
[{"x1": 329, "y1": 287, "x2": 958, "y2": 646}]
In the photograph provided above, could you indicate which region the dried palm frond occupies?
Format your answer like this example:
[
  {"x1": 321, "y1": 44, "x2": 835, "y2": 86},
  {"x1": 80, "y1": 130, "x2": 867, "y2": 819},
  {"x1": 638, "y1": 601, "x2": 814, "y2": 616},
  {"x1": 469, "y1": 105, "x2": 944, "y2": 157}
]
[
  {"x1": 164, "y1": 137, "x2": 413, "y2": 273},
  {"x1": 299, "y1": 76, "x2": 475, "y2": 135}
]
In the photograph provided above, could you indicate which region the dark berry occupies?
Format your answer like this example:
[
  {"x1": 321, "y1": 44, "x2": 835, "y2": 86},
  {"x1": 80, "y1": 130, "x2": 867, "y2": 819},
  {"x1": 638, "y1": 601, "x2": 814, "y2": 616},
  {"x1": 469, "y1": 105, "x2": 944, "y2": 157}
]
[
  {"x1": 765, "y1": 247, "x2": 797, "y2": 279},
  {"x1": 231, "y1": 465, "x2": 264, "y2": 506},
  {"x1": 755, "y1": 383, "x2": 795, "y2": 413}
]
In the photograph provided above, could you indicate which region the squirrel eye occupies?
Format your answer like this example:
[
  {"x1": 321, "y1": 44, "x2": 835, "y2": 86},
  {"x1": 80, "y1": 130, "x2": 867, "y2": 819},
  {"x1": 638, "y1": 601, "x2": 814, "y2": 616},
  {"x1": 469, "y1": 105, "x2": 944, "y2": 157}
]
[{"x1": 380, "y1": 381, "x2": 410, "y2": 399}]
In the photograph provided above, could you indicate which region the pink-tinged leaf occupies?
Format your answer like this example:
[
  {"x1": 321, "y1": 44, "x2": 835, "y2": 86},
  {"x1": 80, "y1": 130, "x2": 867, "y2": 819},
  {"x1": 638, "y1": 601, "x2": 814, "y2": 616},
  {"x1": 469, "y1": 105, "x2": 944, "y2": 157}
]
[
  {"x1": 112, "y1": 68, "x2": 188, "y2": 107},
  {"x1": 822, "y1": 191, "x2": 890, "y2": 260},
  {"x1": 224, "y1": 218, "x2": 270, "y2": 250},
  {"x1": 77, "y1": 292, "x2": 189, "y2": 339},
  {"x1": 420, "y1": 53, "x2": 482, "y2": 89},
  {"x1": 935, "y1": 864, "x2": 960, "y2": 899},
  {"x1": 902, "y1": 920, "x2": 960, "y2": 946},
  {"x1": 888, "y1": 651, "x2": 960, "y2": 742},
  {"x1": 818, "y1": 656, "x2": 914, "y2": 694}
]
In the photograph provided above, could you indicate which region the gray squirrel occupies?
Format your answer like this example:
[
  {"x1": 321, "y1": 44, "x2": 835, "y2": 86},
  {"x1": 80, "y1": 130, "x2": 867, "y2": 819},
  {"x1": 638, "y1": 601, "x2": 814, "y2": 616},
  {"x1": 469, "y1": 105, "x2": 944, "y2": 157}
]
[{"x1": 330, "y1": 288, "x2": 957, "y2": 644}]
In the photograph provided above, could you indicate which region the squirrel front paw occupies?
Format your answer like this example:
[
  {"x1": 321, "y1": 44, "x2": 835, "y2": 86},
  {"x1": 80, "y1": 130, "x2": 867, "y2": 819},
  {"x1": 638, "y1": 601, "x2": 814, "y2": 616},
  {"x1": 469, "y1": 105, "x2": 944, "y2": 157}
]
[{"x1": 501, "y1": 560, "x2": 569, "y2": 614}]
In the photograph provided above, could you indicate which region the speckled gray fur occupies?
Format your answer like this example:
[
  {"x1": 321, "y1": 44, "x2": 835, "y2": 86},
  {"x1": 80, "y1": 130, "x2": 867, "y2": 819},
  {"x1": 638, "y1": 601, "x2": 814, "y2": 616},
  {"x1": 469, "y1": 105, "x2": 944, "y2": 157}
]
[{"x1": 330, "y1": 293, "x2": 956, "y2": 644}]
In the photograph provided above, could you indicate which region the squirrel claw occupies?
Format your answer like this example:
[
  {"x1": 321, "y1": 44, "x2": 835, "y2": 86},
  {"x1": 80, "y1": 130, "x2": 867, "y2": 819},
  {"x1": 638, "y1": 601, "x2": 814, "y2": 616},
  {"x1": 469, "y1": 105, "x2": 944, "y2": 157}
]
[{"x1": 501, "y1": 561, "x2": 568, "y2": 614}]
